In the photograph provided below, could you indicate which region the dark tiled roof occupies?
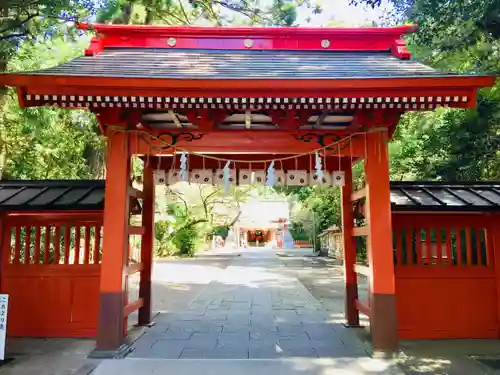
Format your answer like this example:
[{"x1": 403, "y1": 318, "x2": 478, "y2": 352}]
[
  {"x1": 0, "y1": 180, "x2": 106, "y2": 212},
  {"x1": 390, "y1": 181, "x2": 500, "y2": 212},
  {"x1": 26, "y1": 49, "x2": 455, "y2": 79},
  {"x1": 2, "y1": 180, "x2": 498, "y2": 213}
]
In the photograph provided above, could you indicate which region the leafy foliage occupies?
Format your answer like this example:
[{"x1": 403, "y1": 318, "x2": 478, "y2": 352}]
[
  {"x1": 1, "y1": 37, "x2": 104, "y2": 180},
  {"x1": 154, "y1": 202, "x2": 207, "y2": 257},
  {"x1": 281, "y1": 185, "x2": 341, "y2": 249},
  {"x1": 349, "y1": 0, "x2": 500, "y2": 181},
  {"x1": 154, "y1": 220, "x2": 176, "y2": 257},
  {"x1": 96, "y1": 0, "x2": 322, "y2": 26},
  {"x1": 1, "y1": 0, "x2": 97, "y2": 66}
]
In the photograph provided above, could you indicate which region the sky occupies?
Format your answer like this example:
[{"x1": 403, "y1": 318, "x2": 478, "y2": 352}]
[{"x1": 295, "y1": 0, "x2": 394, "y2": 27}]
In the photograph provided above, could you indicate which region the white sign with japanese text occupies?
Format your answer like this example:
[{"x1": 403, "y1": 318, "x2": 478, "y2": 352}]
[{"x1": 0, "y1": 295, "x2": 8, "y2": 360}]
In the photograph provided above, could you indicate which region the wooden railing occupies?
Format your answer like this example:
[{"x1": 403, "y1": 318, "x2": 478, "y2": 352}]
[
  {"x1": 7, "y1": 223, "x2": 103, "y2": 265},
  {"x1": 293, "y1": 240, "x2": 313, "y2": 248},
  {"x1": 393, "y1": 226, "x2": 490, "y2": 267}
]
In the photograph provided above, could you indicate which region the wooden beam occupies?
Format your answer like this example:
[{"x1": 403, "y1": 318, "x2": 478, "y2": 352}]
[
  {"x1": 139, "y1": 161, "x2": 155, "y2": 326},
  {"x1": 127, "y1": 262, "x2": 144, "y2": 275},
  {"x1": 352, "y1": 226, "x2": 369, "y2": 237},
  {"x1": 354, "y1": 264, "x2": 370, "y2": 277},
  {"x1": 130, "y1": 131, "x2": 368, "y2": 156},
  {"x1": 351, "y1": 187, "x2": 366, "y2": 202},
  {"x1": 355, "y1": 299, "x2": 371, "y2": 317},
  {"x1": 129, "y1": 226, "x2": 146, "y2": 236},
  {"x1": 128, "y1": 186, "x2": 145, "y2": 199},
  {"x1": 124, "y1": 298, "x2": 144, "y2": 317},
  {"x1": 5, "y1": 73, "x2": 493, "y2": 94},
  {"x1": 341, "y1": 159, "x2": 359, "y2": 327}
]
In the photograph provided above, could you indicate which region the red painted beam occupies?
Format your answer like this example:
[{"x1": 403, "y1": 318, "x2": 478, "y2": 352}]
[
  {"x1": 77, "y1": 23, "x2": 417, "y2": 38},
  {"x1": 126, "y1": 262, "x2": 144, "y2": 275},
  {"x1": 355, "y1": 299, "x2": 371, "y2": 317},
  {"x1": 129, "y1": 226, "x2": 146, "y2": 236},
  {"x1": 124, "y1": 298, "x2": 144, "y2": 317},
  {"x1": 77, "y1": 23, "x2": 418, "y2": 53},
  {"x1": 5, "y1": 211, "x2": 103, "y2": 225},
  {"x1": 4, "y1": 75, "x2": 492, "y2": 95},
  {"x1": 130, "y1": 131, "x2": 368, "y2": 155},
  {"x1": 127, "y1": 186, "x2": 144, "y2": 199}
]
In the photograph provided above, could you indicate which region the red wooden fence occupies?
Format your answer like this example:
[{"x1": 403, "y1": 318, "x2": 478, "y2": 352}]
[
  {"x1": 294, "y1": 240, "x2": 313, "y2": 248},
  {"x1": 393, "y1": 214, "x2": 498, "y2": 339},
  {"x1": 1, "y1": 213, "x2": 103, "y2": 337}
]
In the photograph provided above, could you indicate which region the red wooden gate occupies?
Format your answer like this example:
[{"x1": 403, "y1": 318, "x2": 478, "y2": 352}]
[
  {"x1": 1, "y1": 213, "x2": 102, "y2": 338},
  {"x1": 393, "y1": 214, "x2": 498, "y2": 339}
]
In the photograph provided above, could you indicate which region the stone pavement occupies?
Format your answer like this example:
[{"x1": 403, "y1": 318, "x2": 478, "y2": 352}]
[
  {"x1": 0, "y1": 338, "x2": 95, "y2": 375},
  {"x1": 93, "y1": 358, "x2": 403, "y2": 375},
  {"x1": 125, "y1": 248, "x2": 394, "y2": 367},
  {"x1": 4, "y1": 248, "x2": 499, "y2": 375}
]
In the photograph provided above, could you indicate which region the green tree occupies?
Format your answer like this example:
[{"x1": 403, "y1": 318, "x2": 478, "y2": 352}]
[
  {"x1": 350, "y1": 0, "x2": 500, "y2": 181},
  {"x1": 1, "y1": 36, "x2": 104, "y2": 180},
  {"x1": 97, "y1": 0, "x2": 322, "y2": 26},
  {"x1": 280, "y1": 185, "x2": 341, "y2": 246},
  {"x1": 0, "y1": 0, "x2": 96, "y2": 73}
]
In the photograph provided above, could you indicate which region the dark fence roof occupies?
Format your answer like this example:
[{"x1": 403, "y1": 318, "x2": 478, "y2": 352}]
[
  {"x1": 0, "y1": 180, "x2": 106, "y2": 212},
  {"x1": 1, "y1": 180, "x2": 499, "y2": 213},
  {"x1": 390, "y1": 181, "x2": 500, "y2": 212},
  {"x1": 28, "y1": 49, "x2": 454, "y2": 80}
]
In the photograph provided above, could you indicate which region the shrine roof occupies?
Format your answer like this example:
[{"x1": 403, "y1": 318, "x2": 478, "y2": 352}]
[
  {"x1": 26, "y1": 49, "x2": 451, "y2": 80},
  {"x1": 6, "y1": 23, "x2": 480, "y2": 81},
  {"x1": 390, "y1": 181, "x2": 500, "y2": 212},
  {"x1": 0, "y1": 23, "x2": 494, "y2": 95}
]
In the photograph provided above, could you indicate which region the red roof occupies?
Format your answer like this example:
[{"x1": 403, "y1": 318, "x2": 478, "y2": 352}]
[
  {"x1": 0, "y1": 23, "x2": 494, "y2": 114},
  {"x1": 78, "y1": 23, "x2": 418, "y2": 58}
]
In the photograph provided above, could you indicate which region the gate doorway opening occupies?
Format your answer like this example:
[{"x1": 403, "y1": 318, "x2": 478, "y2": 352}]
[{"x1": 246, "y1": 229, "x2": 274, "y2": 247}]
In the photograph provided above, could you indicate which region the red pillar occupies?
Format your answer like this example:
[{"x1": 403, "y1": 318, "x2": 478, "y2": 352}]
[
  {"x1": 0, "y1": 214, "x2": 6, "y2": 272},
  {"x1": 341, "y1": 160, "x2": 359, "y2": 327},
  {"x1": 93, "y1": 130, "x2": 131, "y2": 357},
  {"x1": 138, "y1": 158, "x2": 155, "y2": 325},
  {"x1": 364, "y1": 130, "x2": 398, "y2": 352},
  {"x1": 489, "y1": 220, "x2": 500, "y2": 335}
]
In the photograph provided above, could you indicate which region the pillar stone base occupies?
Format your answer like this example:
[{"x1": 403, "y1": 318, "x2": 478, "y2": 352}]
[
  {"x1": 88, "y1": 344, "x2": 132, "y2": 359},
  {"x1": 342, "y1": 322, "x2": 363, "y2": 328},
  {"x1": 345, "y1": 282, "x2": 360, "y2": 327},
  {"x1": 370, "y1": 293, "x2": 398, "y2": 352}
]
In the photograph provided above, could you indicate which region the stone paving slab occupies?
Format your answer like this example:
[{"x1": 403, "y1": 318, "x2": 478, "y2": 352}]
[
  {"x1": 129, "y1": 250, "x2": 371, "y2": 360},
  {"x1": 93, "y1": 358, "x2": 405, "y2": 375},
  {"x1": 86, "y1": 248, "x2": 500, "y2": 375}
]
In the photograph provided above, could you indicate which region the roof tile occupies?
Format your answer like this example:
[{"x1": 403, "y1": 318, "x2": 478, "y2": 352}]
[{"x1": 26, "y1": 49, "x2": 452, "y2": 80}]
